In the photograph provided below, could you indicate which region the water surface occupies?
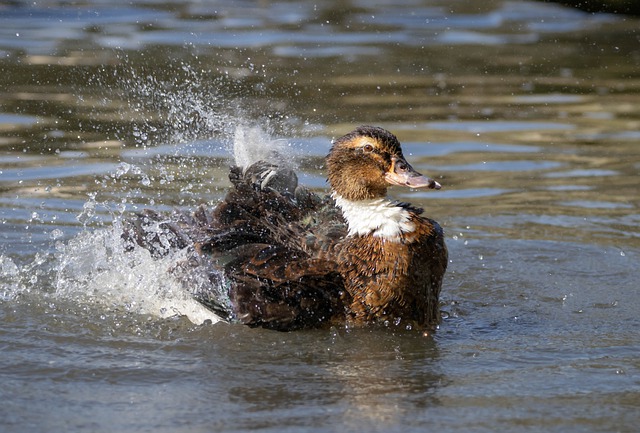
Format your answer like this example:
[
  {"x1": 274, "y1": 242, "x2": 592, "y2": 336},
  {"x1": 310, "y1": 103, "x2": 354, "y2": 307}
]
[{"x1": 1, "y1": 1, "x2": 639, "y2": 432}]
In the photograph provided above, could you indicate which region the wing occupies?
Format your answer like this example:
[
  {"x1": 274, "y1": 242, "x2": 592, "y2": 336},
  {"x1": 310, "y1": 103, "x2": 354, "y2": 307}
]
[
  {"x1": 121, "y1": 160, "x2": 350, "y2": 330},
  {"x1": 221, "y1": 244, "x2": 349, "y2": 331}
]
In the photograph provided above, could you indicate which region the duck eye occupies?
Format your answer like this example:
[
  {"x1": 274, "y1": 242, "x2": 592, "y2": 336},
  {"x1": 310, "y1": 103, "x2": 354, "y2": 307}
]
[{"x1": 362, "y1": 144, "x2": 374, "y2": 153}]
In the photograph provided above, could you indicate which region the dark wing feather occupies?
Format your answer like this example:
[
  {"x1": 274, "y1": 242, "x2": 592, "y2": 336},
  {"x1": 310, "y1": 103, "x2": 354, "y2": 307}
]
[
  {"x1": 196, "y1": 162, "x2": 349, "y2": 330},
  {"x1": 122, "y1": 160, "x2": 349, "y2": 331},
  {"x1": 224, "y1": 244, "x2": 349, "y2": 331}
]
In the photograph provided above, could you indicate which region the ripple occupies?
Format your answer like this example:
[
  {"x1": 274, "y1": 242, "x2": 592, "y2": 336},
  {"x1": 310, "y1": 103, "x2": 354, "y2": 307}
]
[
  {"x1": 130, "y1": 29, "x2": 410, "y2": 50},
  {"x1": 544, "y1": 169, "x2": 619, "y2": 178},
  {"x1": 0, "y1": 6, "x2": 171, "y2": 54},
  {"x1": 436, "y1": 30, "x2": 538, "y2": 45},
  {"x1": 360, "y1": 9, "x2": 503, "y2": 30},
  {"x1": 510, "y1": 94, "x2": 585, "y2": 104},
  {"x1": 0, "y1": 154, "x2": 46, "y2": 164},
  {"x1": 574, "y1": 131, "x2": 640, "y2": 141},
  {"x1": 402, "y1": 141, "x2": 540, "y2": 157},
  {"x1": 411, "y1": 187, "x2": 513, "y2": 199},
  {"x1": 425, "y1": 121, "x2": 574, "y2": 133},
  {"x1": 273, "y1": 45, "x2": 381, "y2": 58},
  {"x1": 120, "y1": 141, "x2": 228, "y2": 160},
  {"x1": 0, "y1": 163, "x2": 117, "y2": 182},
  {"x1": 0, "y1": 113, "x2": 40, "y2": 127},
  {"x1": 545, "y1": 185, "x2": 593, "y2": 191},
  {"x1": 437, "y1": 160, "x2": 562, "y2": 172},
  {"x1": 559, "y1": 200, "x2": 634, "y2": 210}
]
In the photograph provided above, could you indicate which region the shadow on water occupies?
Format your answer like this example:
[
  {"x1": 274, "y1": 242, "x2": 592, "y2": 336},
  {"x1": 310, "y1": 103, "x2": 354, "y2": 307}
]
[
  {"x1": 206, "y1": 327, "x2": 444, "y2": 431},
  {"x1": 1, "y1": 1, "x2": 640, "y2": 432}
]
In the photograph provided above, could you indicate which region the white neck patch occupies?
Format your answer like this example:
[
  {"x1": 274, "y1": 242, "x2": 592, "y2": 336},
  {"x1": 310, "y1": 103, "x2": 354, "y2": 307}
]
[{"x1": 332, "y1": 193, "x2": 415, "y2": 242}]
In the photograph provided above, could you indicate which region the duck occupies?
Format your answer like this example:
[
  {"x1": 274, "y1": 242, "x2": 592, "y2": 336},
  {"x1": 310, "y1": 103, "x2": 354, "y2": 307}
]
[{"x1": 122, "y1": 125, "x2": 447, "y2": 331}]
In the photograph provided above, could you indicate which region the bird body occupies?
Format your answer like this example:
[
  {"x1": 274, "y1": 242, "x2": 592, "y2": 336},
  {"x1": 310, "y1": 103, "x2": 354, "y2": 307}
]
[{"x1": 123, "y1": 126, "x2": 447, "y2": 331}]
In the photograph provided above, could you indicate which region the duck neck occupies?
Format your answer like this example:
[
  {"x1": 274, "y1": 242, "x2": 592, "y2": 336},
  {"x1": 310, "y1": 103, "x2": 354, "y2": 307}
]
[{"x1": 332, "y1": 193, "x2": 415, "y2": 242}]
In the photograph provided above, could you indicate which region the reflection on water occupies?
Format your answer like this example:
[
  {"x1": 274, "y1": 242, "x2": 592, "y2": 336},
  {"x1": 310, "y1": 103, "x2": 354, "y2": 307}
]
[{"x1": 1, "y1": 1, "x2": 639, "y2": 432}]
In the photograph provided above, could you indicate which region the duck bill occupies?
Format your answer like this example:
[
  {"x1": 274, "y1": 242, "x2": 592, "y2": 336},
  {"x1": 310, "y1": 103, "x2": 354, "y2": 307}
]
[{"x1": 385, "y1": 156, "x2": 441, "y2": 189}]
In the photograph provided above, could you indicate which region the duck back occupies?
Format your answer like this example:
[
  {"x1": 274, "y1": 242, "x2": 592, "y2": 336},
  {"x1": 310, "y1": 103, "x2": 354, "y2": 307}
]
[{"x1": 122, "y1": 161, "x2": 351, "y2": 330}]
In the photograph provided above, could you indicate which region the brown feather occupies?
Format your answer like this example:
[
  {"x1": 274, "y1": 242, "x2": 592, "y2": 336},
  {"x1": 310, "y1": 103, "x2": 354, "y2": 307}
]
[{"x1": 122, "y1": 126, "x2": 447, "y2": 332}]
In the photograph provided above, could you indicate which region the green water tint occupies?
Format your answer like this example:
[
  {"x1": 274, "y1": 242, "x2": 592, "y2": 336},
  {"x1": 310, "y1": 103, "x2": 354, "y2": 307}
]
[{"x1": 0, "y1": 1, "x2": 638, "y2": 432}]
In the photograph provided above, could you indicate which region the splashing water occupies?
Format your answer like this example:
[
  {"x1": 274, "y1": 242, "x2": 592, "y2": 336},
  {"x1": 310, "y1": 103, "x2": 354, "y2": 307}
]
[
  {"x1": 44, "y1": 127, "x2": 297, "y2": 325},
  {"x1": 2, "y1": 59, "x2": 304, "y2": 327},
  {"x1": 233, "y1": 123, "x2": 298, "y2": 169},
  {"x1": 53, "y1": 220, "x2": 225, "y2": 325}
]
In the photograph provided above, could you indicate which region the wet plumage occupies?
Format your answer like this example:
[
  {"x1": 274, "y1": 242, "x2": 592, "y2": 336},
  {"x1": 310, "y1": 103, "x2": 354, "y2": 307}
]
[{"x1": 122, "y1": 126, "x2": 447, "y2": 331}]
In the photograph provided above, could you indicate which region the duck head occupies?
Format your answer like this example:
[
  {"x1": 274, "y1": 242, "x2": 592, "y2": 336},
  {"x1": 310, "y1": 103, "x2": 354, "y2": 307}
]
[{"x1": 327, "y1": 125, "x2": 440, "y2": 201}]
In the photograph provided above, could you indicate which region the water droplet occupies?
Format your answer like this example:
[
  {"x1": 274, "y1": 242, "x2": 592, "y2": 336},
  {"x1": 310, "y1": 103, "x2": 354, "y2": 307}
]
[
  {"x1": 50, "y1": 229, "x2": 64, "y2": 240},
  {"x1": 114, "y1": 162, "x2": 131, "y2": 178}
]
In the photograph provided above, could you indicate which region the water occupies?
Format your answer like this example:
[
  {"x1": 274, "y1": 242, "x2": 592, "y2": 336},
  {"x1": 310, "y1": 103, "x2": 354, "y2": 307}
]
[{"x1": 1, "y1": 1, "x2": 639, "y2": 432}]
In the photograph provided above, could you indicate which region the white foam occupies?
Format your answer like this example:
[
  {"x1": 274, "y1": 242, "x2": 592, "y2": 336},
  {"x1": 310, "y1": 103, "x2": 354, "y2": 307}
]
[
  {"x1": 53, "y1": 223, "x2": 225, "y2": 325},
  {"x1": 232, "y1": 124, "x2": 293, "y2": 169}
]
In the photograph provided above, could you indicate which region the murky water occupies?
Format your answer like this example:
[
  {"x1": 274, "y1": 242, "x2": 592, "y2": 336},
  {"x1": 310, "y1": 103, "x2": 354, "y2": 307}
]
[{"x1": 1, "y1": 1, "x2": 639, "y2": 432}]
